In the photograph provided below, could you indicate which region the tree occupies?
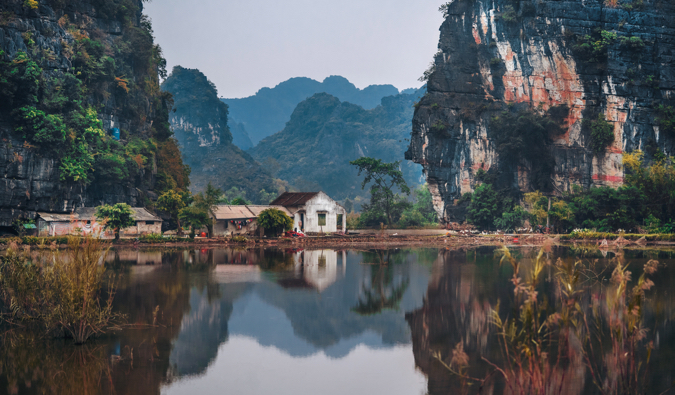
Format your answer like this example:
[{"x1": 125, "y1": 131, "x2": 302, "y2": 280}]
[
  {"x1": 230, "y1": 197, "x2": 249, "y2": 205},
  {"x1": 257, "y1": 208, "x2": 293, "y2": 236},
  {"x1": 350, "y1": 157, "x2": 410, "y2": 226},
  {"x1": 193, "y1": 182, "x2": 222, "y2": 237},
  {"x1": 156, "y1": 189, "x2": 187, "y2": 231},
  {"x1": 178, "y1": 206, "x2": 210, "y2": 239},
  {"x1": 95, "y1": 203, "x2": 136, "y2": 241},
  {"x1": 466, "y1": 183, "x2": 499, "y2": 230}
]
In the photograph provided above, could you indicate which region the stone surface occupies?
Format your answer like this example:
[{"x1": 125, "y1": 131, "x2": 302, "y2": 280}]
[
  {"x1": 407, "y1": 0, "x2": 675, "y2": 223},
  {"x1": 0, "y1": 0, "x2": 159, "y2": 226}
]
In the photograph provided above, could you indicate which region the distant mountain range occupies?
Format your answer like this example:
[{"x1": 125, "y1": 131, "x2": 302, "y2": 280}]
[
  {"x1": 161, "y1": 66, "x2": 276, "y2": 201},
  {"x1": 222, "y1": 76, "x2": 406, "y2": 148},
  {"x1": 248, "y1": 88, "x2": 425, "y2": 202}
]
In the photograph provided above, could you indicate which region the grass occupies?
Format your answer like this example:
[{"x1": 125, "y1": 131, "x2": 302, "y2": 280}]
[
  {"x1": 437, "y1": 245, "x2": 662, "y2": 394},
  {"x1": 0, "y1": 236, "x2": 124, "y2": 343}
]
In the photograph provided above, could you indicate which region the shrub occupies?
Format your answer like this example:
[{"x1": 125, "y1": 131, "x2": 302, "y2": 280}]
[
  {"x1": 467, "y1": 183, "x2": 500, "y2": 230},
  {"x1": 501, "y1": 5, "x2": 517, "y2": 22},
  {"x1": 587, "y1": 113, "x2": 615, "y2": 155},
  {"x1": 398, "y1": 209, "x2": 427, "y2": 228},
  {"x1": 257, "y1": 208, "x2": 293, "y2": 236},
  {"x1": 0, "y1": 236, "x2": 123, "y2": 343},
  {"x1": 490, "y1": 57, "x2": 502, "y2": 66}
]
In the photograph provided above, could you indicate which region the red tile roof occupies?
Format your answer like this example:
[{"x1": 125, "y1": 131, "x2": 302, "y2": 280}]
[{"x1": 270, "y1": 192, "x2": 319, "y2": 206}]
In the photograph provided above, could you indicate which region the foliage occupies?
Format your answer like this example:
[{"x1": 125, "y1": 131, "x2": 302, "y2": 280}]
[
  {"x1": 257, "y1": 208, "x2": 293, "y2": 236},
  {"x1": 156, "y1": 189, "x2": 187, "y2": 231},
  {"x1": 619, "y1": 35, "x2": 645, "y2": 50},
  {"x1": 587, "y1": 113, "x2": 615, "y2": 155},
  {"x1": 501, "y1": 5, "x2": 517, "y2": 22},
  {"x1": 0, "y1": 236, "x2": 123, "y2": 343},
  {"x1": 248, "y1": 90, "x2": 425, "y2": 202},
  {"x1": 95, "y1": 203, "x2": 135, "y2": 241},
  {"x1": 439, "y1": 2, "x2": 453, "y2": 18},
  {"x1": 656, "y1": 104, "x2": 675, "y2": 136},
  {"x1": 459, "y1": 247, "x2": 662, "y2": 394},
  {"x1": 494, "y1": 205, "x2": 527, "y2": 231},
  {"x1": 491, "y1": 105, "x2": 567, "y2": 191},
  {"x1": 466, "y1": 184, "x2": 500, "y2": 230},
  {"x1": 0, "y1": 0, "x2": 188, "y2": 194},
  {"x1": 11, "y1": 218, "x2": 35, "y2": 237},
  {"x1": 178, "y1": 206, "x2": 210, "y2": 239},
  {"x1": 161, "y1": 66, "x2": 274, "y2": 201},
  {"x1": 573, "y1": 29, "x2": 617, "y2": 62},
  {"x1": 351, "y1": 157, "x2": 411, "y2": 226}
]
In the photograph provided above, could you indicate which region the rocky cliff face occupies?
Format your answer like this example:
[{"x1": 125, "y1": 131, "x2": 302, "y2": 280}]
[
  {"x1": 408, "y1": 0, "x2": 675, "y2": 223},
  {"x1": 0, "y1": 0, "x2": 182, "y2": 227},
  {"x1": 162, "y1": 66, "x2": 276, "y2": 202}
]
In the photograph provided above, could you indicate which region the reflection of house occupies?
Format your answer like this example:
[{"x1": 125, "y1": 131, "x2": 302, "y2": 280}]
[
  {"x1": 36, "y1": 207, "x2": 162, "y2": 238},
  {"x1": 289, "y1": 250, "x2": 346, "y2": 292},
  {"x1": 271, "y1": 192, "x2": 346, "y2": 234},
  {"x1": 211, "y1": 205, "x2": 293, "y2": 236}
]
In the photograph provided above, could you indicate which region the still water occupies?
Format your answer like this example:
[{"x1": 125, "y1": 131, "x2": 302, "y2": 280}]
[{"x1": 1, "y1": 246, "x2": 675, "y2": 394}]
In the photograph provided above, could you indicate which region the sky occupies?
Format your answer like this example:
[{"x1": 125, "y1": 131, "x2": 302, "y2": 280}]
[{"x1": 144, "y1": 0, "x2": 445, "y2": 99}]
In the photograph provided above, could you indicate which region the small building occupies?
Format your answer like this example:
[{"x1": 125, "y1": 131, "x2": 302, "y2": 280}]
[
  {"x1": 37, "y1": 207, "x2": 162, "y2": 238},
  {"x1": 271, "y1": 192, "x2": 346, "y2": 234},
  {"x1": 210, "y1": 205, "x2": 293, "y2": 236}
]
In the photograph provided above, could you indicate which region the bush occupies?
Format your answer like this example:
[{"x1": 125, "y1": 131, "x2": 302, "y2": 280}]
[
  {"x1": 398, "y1": 209, "x2": 427, "y2": 228},
  {"x1": 0, "y1": 236, "x2": 123, "y2": 343},
  {"x1": 588, "y1": 114, "x2": 614, "y2": 155},
  {"x1": 467, "y1": 184, "x2": 500, "y2": 230}
]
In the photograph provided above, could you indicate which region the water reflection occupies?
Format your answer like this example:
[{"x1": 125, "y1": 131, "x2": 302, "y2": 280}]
[{"x1": 3, "y1": 246, "x2": 675, "y2": 394}]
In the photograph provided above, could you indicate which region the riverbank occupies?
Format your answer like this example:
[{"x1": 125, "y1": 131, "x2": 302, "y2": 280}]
[{"x1": 3, "y1": 232, "x2": 675, "y2": 250}]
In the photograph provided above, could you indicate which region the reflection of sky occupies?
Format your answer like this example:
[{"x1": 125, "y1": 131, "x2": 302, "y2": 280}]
[
  {"x1": 229, "y1": 291, "x2": 390, "y2": 358},
  {"x1": 164, "y1": 250, "x2": 432, "y2": 390},
  {"x1": 162, "y1": 336, "x2": 426, "y2": 395}
]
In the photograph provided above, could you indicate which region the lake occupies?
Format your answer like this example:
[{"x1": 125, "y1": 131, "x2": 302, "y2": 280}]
[{"x1": 1, "y1": 246, "x2": 674, "y2": 394}]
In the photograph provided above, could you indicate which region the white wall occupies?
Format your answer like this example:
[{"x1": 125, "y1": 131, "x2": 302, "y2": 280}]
[{"x1": 292, "y1": 192, "x2": 346, "y2": 233}]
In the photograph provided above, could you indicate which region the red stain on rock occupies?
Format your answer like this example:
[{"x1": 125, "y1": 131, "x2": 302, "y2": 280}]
[{"x1": 592, "y1": 174, "x2": 624, "y2": 183}]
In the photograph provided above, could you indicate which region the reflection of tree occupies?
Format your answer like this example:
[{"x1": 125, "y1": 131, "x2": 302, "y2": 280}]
[
  {"x1": 352, "y1": 250, "x2": 410, "y2": 316},
  {"x1": 0, "y1": 331, "x2": 114, "y2": 395}
]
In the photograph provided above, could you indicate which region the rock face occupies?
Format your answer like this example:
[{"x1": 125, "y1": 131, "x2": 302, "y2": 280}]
[
  {"x1": 0, "y1": 0, "x2": 179, "y2": 227},
  {"x1": 249, "y1": 89, "x2": 425, "y2": 202},
  {"x1": 161, "y1": 66, "x2": 276, "y2": 201},
  {"x1": 407, "y1": 0, "x2": 675, "y2": 223}
]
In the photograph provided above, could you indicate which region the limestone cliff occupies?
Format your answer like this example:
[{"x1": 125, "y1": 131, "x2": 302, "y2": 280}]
[
  {"x1": 161, "y1": 66, "x2": 276, "y2": 202},
  {"x1": 0, "y1": 0, "x2": 186, "y2": 227},
  {"x1": 407, "y1": 0, "x2": 675, "y2": 222}
]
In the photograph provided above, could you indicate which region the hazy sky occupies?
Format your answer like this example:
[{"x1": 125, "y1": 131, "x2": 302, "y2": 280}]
[{"x1": 144, "y1": 0, "x2": 444, "y2": 98}]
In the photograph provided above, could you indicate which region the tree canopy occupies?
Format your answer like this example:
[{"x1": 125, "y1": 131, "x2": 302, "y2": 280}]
[
  {"x1": 257, "y1": 208, "x2": 293, "y2": 236},
  {"x1": 350, "y1": 157, "x2": 410, "y2": 226},
  {"x1": 95, "y1": 203, "x2": 135, "y2": 240}
]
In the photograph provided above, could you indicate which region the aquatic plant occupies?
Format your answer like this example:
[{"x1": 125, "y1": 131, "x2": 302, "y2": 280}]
[
  {"x1": 436, "y1": 246, "x2": 664, "y2": 394},
  {"x1": 0, "y1": 236, "x2": 123, "y2": 343}
]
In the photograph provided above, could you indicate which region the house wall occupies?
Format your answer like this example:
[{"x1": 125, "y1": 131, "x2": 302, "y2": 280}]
[
  {"x1": 213, "y1": 219, "x2": 258, "y2": 237},
  {"x1": 292, "y1": 193, "x2": 346, "y2": 234},
  {"x1": 37, "y1": 219, "x2": 161, "y2": 238}
]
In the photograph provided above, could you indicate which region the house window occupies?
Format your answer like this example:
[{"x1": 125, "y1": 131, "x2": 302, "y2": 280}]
[
  {"x1": 146, "y1": 221, "x2": 155, "y2": 225},
  {"x1": 337, "y1": 214, "x2": 343, "y2": 227},
  {"x1": 86, "y1": 220, "x2": 91, "y2": 225},
  {"x1": 318, "y1": 213, "x2": 326, "y2": 226}
]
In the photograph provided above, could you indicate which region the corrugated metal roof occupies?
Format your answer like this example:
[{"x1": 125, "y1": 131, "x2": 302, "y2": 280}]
[
  {"x1": 246, "y1": 205, "x2": 292, "y2": 217},
  {"x1": 212, "y1": 205, "x2": 256, "y2": 220},
  {"x1": 212, "y1": 205, "x2": 294, "y2": 220},
  {"x1": 37, "y1": 207, "x2": 162, "y2": 222},
  {"x1": 270, "y1": 192, "x2": 319, "y2": 206}
]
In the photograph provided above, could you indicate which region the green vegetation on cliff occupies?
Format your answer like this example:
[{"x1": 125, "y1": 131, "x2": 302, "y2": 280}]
[
  {"x1": 0, "y1": 0, "x2": 188, "y2": 201},
  {"x1": 249, "y1": 90, "x2": 424, "y2": 204},
  {"x1": 161, "y1": 66, "x2": 276, "y2": 203},
  {"x1": 223, "y1": 76, "x2": 402, "y2": 147}
]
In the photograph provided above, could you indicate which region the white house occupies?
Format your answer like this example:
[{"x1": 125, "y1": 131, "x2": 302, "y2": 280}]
[{"x1": 270, "y1": 192, "x2": 346, "y2": 234}]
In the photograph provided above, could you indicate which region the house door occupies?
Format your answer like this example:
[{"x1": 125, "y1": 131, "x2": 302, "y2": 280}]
[{"x1": 300, "y1": 213, "x2": 304, "y2": 231}]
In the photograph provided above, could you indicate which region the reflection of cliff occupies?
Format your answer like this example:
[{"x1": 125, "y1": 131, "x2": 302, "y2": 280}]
[
  {"x1": 244, "y1": 250, "x2": 430, "y2": 357},
  {"x1": 169, "y1": 283, "x2": 251, "y2": 377},
  {"x1": 406, "y1": 249, "x2": 502, "y2": 395}
]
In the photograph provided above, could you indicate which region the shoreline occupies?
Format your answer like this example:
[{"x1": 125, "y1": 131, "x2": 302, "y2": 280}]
[{"x1": 3, "y1": 233, "x2": 675, "y2": 250}]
